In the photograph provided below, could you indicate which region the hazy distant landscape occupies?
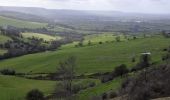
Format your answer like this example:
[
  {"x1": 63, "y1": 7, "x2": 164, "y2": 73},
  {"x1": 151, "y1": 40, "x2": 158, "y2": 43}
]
[{"x1": 0, "y1": 1, "x2": 170, "y2": 100}]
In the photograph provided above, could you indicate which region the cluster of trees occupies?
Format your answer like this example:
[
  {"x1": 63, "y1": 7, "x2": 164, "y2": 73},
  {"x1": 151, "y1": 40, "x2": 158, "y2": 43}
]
[
  {"x1": 0, "y1": 26, "x2": 84, "y2": 59},
  {"x1": 101, "y1": 64, "x2": 129, "y2": 83},
  {"x1": 0, "y1": 36, "x2": 64, "y2": 59},
  {"x1": 131, "y1": 53, "x2": 151, "y2": 71}
]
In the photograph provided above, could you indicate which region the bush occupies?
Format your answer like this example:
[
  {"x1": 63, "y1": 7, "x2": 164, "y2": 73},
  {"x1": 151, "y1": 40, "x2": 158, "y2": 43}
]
[
  {"x1": 102, "y1": 93, "x2": 108, "y2": 100},
  {"x1": 88, "y1": 82, "x2": 96, "y2": 87},
  {"x1": 72, "y1": 84, "x2": 82, "y2": 94},
  {"x1": 109, "y1": 91, "x2": 117, "y2": 99},
  {"x1": 114, "y1": 64, "x2": 129, "y2": 77},
  {"x1": 26, "y1": 89, "x2": 45, "y2": 100},
  {"x1": 0, "y1": 69, "x2": 16, "y2": 75},
  {"x1": 116, "y1": 36, "x2": 121, "y2": 42},
  {"x1": 131, "y1": 57, "x2": 136, "y2": 62},
  {"x1": 101, "y1": 75, "x2": 113, "y2": 83},
  {"x1": 99, "y1": 41, "x2": 103, "y2": 44}
]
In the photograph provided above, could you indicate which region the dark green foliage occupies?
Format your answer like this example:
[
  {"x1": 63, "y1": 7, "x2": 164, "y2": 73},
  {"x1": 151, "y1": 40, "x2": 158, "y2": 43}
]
[
  {"x1": 101, "y1": 64, "x2": 129, "y2": 83},
  {"x1": 88, "y1": 40, "x2": 92, "y2": 46},
  {"x1": 99, "y1": 41, "x2": 103, "y2": 44},
  {"x1": 0, "y1": 69, "x2": 16, "y2": 75},
  {"x1": 132, "y1": 54, "x2": 151, "y2": 71},
  {"x1": 131, "y1": 57, "x2": 136, "y2": 62},
  {"x1": 115, "y1": 36, "x2": 121, "y2": 42},
  {"x1": 114, "y1": 64, "x2": 129, "y2": 77},
  {"x1": 78, "y1": 41, "x2": 83, "y2": 47},
  {"x1": 26, "y1": 89, "x2": 45, "y2": 100},
  {"x1": 88, "y1": 82, "x2": 96, "y2": 87},
  {"x1": 133, "y1": 36, "x2": 137, "y2": 40},
  {"x1": 72, "y1": 84, "x2": 82, "y2": 94}
]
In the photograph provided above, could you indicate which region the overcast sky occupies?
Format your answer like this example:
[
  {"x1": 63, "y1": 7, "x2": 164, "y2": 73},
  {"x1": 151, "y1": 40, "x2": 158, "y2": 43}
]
[{"x1": 0, "y1": 0, "x2": 170, "y2": 14}]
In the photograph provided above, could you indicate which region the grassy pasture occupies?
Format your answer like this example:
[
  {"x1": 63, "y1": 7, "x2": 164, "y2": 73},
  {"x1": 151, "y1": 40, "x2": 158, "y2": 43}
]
[
  {"x1": 84, "y1": 34, "x2": 125, "y2": 44},
  {"x1": 0, "y1": 75, "x2": 55, "y2": 100},
  {"x1": 0, "y1": 35, "x2": 169, "y2": 74},
  {"x1": 0, "y1": 34, "x2": 12, "y2": 44},
  {"x1": 0, "y1": 75, "x2": 99, "y2": 100},
  {"x1": 61, "y1": 33, "x2": 124, "y2": 49},
  {"x1": 0, "y1": 16, "x2": 47, "y2": 29},
  {"x1": 22, "y1": 32, "x2": 62, "y2": 41}
]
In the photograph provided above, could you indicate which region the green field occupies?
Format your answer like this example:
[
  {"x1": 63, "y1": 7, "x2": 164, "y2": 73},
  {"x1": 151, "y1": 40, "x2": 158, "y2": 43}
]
[
  {"x1": 0, "y1": 49, "x2": 7, "y2": 55},
  {"x1": 0, "y1": 34, "x2": 12, "y2": 44},
  {"x1": 84, "y1": 34, "x2": 125, "y2": 44},
  {"x1": 0, "y1": 75, "x2": 55, "y2": 100},
  {"x1": 0, "y1": 35, "x2": 169, "y2": 74},
  {"x1": 22, "y1": 32, "x2": 62, "y2": 41},
  {"x1": 0, "y1": 16, "x2": 47, "y2": 29},
  {"x1": 0, "y1": 75, "x2": 100, "y2": 100},
  {"x1": 61, "y1": 33, "x2": 123, "y2": 49}
]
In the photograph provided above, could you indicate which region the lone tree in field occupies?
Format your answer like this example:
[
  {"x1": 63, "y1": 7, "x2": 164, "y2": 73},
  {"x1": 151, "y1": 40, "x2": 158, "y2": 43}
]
[
  {"x1": 26, "y1": 89, "x2": 45, "y2": 100},
  {"x1": 88, "y1": 40, "x2": 92, "y2": 46},
  {"x1": 55, "y1": 56, "x2": 77, "y2": 98},
  {"x1": 139, "y1": 53, "x2": 151, "y2": 68},
  {"x1": 115, "y1": 36, "x2": 121, "y2": 42}
]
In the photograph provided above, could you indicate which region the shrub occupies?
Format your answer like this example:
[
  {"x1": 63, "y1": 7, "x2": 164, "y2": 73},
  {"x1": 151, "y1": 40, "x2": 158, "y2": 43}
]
[
  {"x1": 26, "y1": 89, "x2": 45, "y2": 100},
  {"x1": 99, "y1": 41, "x2": 103, "y2": 44},
  {"x1": 72, "y1": 84, "x2": 82, "y2": 94},
  {"x1": 115, "y1": 36, "x2": 121, "y2": 42},
  {"x1": 132, "y1": 54, "x2": 151, "y2": 71},
  {"x1": 109, "y1": 91, "x2": 117, "y2": 99},
  {"x1": 101, "y1": 75, "x2": 113, "y2": 83},
  {"x1": 0, "y1": 69, "x2": 16, "y2": 75},
  {"x1": 78, "y1": 42, "x2": 83, "y2": 47},
  {"x1": 88, "y1": 82, "x2": 96, "y2": 87},
  {"x1": 114, "y1": 64, "x2": 129, "y2": 77},
  {"x1": 131, "y1": 57, "x2": 136, "y2": 62},
  {"x1": 102, "y1": 93, "x2": 108, "y2": 100},
  {"x1": 88, "y1": 40, "x2": 92, "y2": 46}
]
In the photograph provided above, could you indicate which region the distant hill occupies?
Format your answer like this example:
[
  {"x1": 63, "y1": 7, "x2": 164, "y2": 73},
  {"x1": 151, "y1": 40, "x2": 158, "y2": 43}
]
[
  {"x1": 1, "y1": 6, "x2": 170, "y2": 22},
  {"x1": 0, "y1": 16, "x2": 47, "y2": 29},
  {"x1": 0, "y1": 11, "x2": 49, "y2": 23}
]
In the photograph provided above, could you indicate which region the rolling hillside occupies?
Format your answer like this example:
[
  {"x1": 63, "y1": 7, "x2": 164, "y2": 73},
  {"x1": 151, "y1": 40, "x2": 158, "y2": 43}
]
[
  {"x1": 22, "y1": 32, "x2": 62, "y2": 41},
  {"x1": 0, "y1": 75, "x2": 55, "y2": 100},
  {"x1": 0, "y1": 16, "x2": 47, "y2": 29},
  {"x1": 0, "y1": 35, "x2": 169, "y2": 74}
]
